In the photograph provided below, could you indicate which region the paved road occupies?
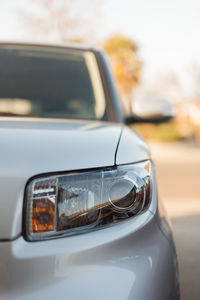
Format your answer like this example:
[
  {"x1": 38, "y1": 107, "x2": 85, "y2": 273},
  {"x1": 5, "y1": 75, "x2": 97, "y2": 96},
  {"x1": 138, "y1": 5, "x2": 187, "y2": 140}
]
[{"x1": 150, "y1": 142, "x2": 200, "y2": 300}]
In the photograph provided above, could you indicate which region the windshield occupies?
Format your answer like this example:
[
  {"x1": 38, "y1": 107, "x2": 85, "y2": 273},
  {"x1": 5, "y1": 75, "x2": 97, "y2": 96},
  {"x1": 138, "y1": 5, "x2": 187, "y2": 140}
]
[{"x1": 0, "y1": 45, "x2": 107, "y2": 121}]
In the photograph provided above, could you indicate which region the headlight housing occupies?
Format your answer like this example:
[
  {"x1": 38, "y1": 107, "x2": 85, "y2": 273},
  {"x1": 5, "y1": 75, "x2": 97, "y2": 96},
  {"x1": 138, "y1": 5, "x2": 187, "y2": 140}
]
[{"x1": 24, "y1": 161, "x2": 152, "y2": 241}]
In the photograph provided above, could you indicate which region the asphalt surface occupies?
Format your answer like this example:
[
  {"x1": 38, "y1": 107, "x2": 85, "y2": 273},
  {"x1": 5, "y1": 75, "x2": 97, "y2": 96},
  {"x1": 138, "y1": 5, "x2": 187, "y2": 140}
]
[{"x1": 150, "y1": 142, "x2": 200, "y2": 300}]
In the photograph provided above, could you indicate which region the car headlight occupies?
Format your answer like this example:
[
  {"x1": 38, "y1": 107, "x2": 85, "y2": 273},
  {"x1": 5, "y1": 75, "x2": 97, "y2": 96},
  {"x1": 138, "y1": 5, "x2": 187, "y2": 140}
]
[{"x1": 24, "y1": 161, "x2": 152, "y2": 241}]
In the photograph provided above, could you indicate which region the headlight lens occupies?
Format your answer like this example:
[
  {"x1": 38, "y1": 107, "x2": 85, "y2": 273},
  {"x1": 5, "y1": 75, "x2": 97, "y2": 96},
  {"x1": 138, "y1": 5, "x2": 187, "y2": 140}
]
[{"x1": 24, "y1": 161, "x2": 152, "y2": 241}]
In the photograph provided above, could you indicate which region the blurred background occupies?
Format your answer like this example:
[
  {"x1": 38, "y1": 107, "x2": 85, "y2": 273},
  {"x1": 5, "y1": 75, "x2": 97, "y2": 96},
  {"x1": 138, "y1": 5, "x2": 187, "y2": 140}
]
[{"x1": 0, "y1": 1, "x2": 200, "y2": 299}]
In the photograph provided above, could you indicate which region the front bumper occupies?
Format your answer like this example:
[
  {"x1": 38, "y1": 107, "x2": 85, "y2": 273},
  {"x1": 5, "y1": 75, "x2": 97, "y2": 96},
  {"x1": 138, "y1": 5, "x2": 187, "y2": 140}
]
[{"x1": 0, "y1": 210, "x2": 179, "y2": 300}]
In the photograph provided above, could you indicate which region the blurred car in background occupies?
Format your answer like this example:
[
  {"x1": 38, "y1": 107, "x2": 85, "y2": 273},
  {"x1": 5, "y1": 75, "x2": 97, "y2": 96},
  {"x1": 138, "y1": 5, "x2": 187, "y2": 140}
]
[{"x1": 0, "y1": 42, "x2": 179, "y2": 300}]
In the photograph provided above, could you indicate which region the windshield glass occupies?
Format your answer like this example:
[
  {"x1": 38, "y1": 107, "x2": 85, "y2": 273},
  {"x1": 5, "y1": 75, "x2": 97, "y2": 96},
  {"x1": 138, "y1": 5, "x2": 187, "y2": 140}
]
[{"x1": 0, "y1": 45, "x2": 107, "y2": 120}]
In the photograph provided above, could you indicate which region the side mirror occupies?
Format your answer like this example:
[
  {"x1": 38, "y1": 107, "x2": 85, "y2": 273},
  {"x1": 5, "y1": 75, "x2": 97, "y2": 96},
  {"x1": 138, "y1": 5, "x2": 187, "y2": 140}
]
[{"x1": 125, "y1": 96, "x2": 175, "y2": 124}]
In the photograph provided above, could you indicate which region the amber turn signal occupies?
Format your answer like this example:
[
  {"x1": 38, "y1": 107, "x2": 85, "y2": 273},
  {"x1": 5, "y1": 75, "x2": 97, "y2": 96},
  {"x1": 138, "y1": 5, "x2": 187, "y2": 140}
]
[{"x1": 32, "y1": 198, "x2": 55, "y2": 233}]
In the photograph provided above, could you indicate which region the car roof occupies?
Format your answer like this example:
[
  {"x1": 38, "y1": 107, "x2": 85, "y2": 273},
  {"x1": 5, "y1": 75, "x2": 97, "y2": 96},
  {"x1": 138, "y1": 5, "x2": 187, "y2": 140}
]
[{"x1": 0, "y1": 40, "x2": 101, "y2": 53}]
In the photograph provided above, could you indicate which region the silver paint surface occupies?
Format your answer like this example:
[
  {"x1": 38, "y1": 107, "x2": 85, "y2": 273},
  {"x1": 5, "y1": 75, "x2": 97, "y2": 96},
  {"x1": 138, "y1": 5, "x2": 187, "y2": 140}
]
[{"x1": 0, "y1": 118, "x2": 179, "y2": 299}]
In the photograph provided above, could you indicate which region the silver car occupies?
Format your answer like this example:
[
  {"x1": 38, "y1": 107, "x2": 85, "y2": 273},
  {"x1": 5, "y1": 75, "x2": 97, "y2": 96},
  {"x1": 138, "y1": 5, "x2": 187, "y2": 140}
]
[{"x1": 0, "y1": 42, "x2": 180, "y2": 300}]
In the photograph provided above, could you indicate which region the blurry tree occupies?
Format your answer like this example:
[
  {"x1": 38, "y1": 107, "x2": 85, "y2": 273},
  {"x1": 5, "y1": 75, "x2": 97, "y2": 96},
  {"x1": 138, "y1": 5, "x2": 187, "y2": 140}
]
[
  {"x1": 103, "y1": 35, "x2": 142, "y2": 110},
  {"x1": 16, "y1": 0, "x2": 104, "y2": 42}
]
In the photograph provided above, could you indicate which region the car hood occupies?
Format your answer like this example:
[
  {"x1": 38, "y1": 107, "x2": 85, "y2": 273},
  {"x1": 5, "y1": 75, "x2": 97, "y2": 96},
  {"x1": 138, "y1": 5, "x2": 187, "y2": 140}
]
[{"x1": 0, "y1": 118, "x2": 122, "y2": 240}]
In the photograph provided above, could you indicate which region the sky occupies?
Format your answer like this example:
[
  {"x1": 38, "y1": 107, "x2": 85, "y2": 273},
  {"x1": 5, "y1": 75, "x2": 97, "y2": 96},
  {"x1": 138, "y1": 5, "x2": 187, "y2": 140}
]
[
  {"x1": 103, "y1": 0, "x2": 200, "y2": 71},
  {"x1": 101, "y1": 0, "x2": 200, "y2": 97},
  {"x1": 0, "y1": 0, "x2": 200, "y2": 98}
]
